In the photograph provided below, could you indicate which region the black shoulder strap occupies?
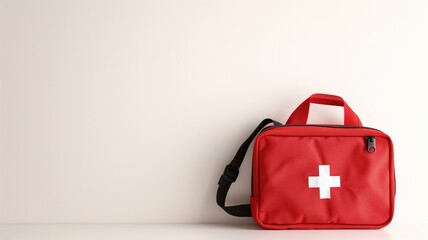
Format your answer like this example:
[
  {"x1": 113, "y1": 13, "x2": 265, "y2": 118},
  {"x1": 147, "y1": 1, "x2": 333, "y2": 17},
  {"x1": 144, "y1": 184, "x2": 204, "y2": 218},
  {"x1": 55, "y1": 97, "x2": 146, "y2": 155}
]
[{"x1": 216, "y1": 118, "x2": 282, "y2": 217}]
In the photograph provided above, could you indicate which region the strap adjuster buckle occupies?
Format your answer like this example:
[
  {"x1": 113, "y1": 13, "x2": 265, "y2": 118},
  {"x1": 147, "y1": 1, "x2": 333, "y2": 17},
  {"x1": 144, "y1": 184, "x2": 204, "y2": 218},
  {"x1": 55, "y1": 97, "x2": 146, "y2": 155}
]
[{"x1": 219, "y1": 165, "x2": 239, "y2": 184}]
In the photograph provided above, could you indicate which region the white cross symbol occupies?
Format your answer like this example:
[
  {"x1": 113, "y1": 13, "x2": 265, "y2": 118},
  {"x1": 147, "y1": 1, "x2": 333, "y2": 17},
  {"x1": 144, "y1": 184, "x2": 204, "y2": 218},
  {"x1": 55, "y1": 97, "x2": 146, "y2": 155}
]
[{"x1": 308, "y1": 165, "x2": 341, "y2": 199}]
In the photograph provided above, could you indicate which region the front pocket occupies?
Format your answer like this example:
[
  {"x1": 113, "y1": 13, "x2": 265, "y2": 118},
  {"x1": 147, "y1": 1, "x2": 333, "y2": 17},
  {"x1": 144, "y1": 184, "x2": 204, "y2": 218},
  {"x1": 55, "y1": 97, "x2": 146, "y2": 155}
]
[{"x1": 256, "y1": 135, "x2": 392, "y2": 226}]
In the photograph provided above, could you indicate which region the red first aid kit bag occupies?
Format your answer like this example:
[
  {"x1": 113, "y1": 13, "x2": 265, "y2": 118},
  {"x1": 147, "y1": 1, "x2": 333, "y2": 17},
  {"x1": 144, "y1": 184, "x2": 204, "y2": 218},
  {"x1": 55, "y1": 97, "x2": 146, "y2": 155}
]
[{"x1": 216, "y1": 93, "x2": 395, "y2": 229}]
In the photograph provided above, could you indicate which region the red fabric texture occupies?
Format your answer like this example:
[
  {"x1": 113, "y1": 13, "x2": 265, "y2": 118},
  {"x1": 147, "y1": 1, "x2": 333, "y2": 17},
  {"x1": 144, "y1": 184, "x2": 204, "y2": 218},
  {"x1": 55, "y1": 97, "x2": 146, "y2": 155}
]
[{"x1": 251, "y1": 94, "x2": 394, "y2": 229}]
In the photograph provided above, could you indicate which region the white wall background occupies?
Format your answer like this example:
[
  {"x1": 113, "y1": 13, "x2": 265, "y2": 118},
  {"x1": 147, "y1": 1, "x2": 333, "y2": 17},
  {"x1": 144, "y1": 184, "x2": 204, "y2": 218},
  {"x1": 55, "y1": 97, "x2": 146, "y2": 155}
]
[{"x1": 0, "y1": 0, "x2": 427, "y2": 225}]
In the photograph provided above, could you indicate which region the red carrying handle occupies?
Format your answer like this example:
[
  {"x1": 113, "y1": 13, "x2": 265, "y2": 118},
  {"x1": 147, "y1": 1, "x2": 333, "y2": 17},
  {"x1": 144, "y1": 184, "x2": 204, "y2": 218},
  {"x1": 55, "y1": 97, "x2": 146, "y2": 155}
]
[{"x1": 285, "y1": 93, "x2": 362, "y2": 126}]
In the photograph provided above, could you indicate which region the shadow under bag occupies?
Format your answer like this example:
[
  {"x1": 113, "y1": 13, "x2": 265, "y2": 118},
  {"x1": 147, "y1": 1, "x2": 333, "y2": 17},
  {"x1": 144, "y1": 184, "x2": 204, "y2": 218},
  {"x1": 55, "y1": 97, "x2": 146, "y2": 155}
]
[{"x1": 217, "y1": 93, "x2": 395, "y2": 229}]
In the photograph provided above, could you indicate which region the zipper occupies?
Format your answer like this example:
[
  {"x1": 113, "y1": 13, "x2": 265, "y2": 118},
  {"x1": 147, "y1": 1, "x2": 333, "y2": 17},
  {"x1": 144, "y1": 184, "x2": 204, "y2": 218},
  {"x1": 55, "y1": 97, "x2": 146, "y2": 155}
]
[
  {"x1": 262, "y1": 124, "x2": 383, "y2": 133},
  {"x1": 366, "y1": 136, "x2": 376, "y2": 153},
  {"x1": 261, "y1": 124, "x2": 382, "y2": 154}
]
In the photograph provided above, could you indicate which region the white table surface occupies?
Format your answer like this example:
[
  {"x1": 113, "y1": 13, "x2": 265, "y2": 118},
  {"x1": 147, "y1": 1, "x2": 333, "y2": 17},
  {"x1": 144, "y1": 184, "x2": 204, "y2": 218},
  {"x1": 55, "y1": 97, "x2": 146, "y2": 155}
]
[{"x1": 0, "y1": 223, "x2": 424, "y2": 240}]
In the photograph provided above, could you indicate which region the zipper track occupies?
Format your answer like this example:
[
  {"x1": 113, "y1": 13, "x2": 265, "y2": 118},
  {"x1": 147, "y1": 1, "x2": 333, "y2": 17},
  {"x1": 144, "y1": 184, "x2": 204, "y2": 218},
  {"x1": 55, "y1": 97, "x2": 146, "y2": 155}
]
[{"x1": 262, "y1": 124, "x2": 383, "y2": 133}]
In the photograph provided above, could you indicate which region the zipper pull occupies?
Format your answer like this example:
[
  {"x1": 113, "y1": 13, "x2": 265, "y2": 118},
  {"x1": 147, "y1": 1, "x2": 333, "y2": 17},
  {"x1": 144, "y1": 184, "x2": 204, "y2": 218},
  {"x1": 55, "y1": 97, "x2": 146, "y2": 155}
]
[{"x1": 366, "y1": 136, "x2": 376, "y2": 153}]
